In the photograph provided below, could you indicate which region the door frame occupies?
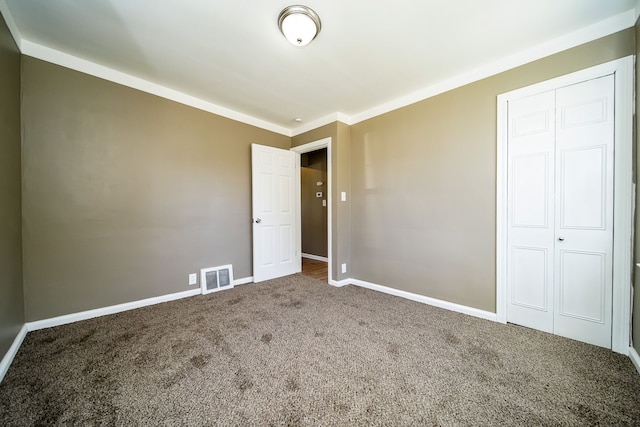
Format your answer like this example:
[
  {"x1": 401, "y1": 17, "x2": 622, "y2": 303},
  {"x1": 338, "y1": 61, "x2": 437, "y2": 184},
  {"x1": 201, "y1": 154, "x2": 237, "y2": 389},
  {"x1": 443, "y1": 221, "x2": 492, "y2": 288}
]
[
  {"x1": 291, "y1": 137, "x2": 332, "y2": 283},
  {"x1": 496, "y1": 56, "x2": 634, "y2": 354}
]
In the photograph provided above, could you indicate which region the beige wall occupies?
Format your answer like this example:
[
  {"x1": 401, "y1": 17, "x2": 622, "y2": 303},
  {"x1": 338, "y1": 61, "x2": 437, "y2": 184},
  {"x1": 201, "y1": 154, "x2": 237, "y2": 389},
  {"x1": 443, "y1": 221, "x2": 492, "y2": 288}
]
[
  {"x1": 292, "y1": 122, "x2": 351, "y2": 281},
  {"x1": 21, "y1": 57, "x2": 290, "y2": 321},
  {"x1": 301, "y1": 149, "x2": 328, "y2": 257},
  {"x1": 0, "y1": 14, "x2": 24, "y2": 358},
  {"x1": 349, "y1": 29, "x2": 635, "y2": 312}
]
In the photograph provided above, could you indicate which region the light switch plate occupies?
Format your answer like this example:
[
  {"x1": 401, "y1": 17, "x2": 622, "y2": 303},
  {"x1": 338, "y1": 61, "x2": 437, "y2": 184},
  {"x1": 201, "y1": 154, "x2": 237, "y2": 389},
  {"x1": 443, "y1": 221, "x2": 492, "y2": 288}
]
[
  {"x1": 322, "y1": 200, "x2": 326, "y2": 207},
  {"x1": 341, "y1": 263, "x2": 347, "y2": 274},
  {"x1": 341, "y1": 192, "x2": 347, "y2": 201}
]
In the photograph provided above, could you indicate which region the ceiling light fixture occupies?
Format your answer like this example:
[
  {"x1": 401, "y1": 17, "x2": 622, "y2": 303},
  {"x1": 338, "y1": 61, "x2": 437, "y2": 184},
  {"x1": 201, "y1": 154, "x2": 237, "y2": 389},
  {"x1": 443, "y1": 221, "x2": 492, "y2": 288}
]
[{"x1": 278, "y1": 5, "x2": 321, "y2": 47}]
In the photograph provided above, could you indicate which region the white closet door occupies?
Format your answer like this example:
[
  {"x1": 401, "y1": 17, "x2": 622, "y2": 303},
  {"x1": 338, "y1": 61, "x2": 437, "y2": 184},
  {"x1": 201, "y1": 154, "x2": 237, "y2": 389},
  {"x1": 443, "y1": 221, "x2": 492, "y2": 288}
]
[
  {"x1": 506, "y1": 90, "x2": 556, "y2": 333},
  {"x1": 506, "y1": 75, "x2": 615, "y2": 349},
  {"x1": 553, "y1": 75, "x2": 614, "y2": 348}
]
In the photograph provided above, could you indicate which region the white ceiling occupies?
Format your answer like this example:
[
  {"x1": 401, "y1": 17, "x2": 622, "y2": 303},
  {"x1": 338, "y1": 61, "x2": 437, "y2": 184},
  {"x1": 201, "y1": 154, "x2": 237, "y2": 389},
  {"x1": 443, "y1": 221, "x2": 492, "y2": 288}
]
[{"x1": 1, "y1": 0, "x2": 639, "y2": 135}]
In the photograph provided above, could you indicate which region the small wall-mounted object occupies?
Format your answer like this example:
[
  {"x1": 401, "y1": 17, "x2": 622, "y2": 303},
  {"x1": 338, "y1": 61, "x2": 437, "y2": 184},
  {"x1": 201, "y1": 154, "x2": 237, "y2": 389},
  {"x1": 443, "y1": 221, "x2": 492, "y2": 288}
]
[
  {"x1": 322, "y1": 200, "x2": 326, "y2": 207},
  {"x1": 316, "y1": 192, "x2": 323, "y2": 198},
  {"x1": 188, "y1": 273, "x2": 197, "y2": 286},
  {"x1": 341, "y1": 192, "x2": 347, "y2": 201},
  {"x1": 316, "y1": 181, "x2": 323, "y2": 186},
  {"x1": 201, "y1": 264, "x2": 234, "y2": 295}
]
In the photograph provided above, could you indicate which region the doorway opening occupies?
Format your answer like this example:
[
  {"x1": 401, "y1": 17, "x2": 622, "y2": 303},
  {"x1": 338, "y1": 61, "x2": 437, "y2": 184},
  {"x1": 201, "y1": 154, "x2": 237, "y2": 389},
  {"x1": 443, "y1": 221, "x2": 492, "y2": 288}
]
[
  {"x1": 300, "y1": 148, "x2": 328, "y2": 281},
  {"x1": 292, "y1": 137, "x2": 332, "y2": 283}
]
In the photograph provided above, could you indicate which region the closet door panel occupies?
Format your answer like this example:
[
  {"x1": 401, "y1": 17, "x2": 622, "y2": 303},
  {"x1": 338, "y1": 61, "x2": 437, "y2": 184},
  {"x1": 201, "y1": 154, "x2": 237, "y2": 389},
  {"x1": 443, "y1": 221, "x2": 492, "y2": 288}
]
[
  {"x1": 506, "y1": 90, "x2": 555, "y2": 333},
  {"x1": 553, "y1": 75, "x2": 614, "y2": 348}
]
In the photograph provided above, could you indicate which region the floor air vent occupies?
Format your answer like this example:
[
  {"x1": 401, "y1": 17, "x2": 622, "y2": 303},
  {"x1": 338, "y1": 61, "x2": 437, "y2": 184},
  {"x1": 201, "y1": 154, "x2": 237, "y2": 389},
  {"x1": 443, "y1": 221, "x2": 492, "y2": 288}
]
[{"x1": 200, "y1": 264, "x2": 234, "y2": 295}]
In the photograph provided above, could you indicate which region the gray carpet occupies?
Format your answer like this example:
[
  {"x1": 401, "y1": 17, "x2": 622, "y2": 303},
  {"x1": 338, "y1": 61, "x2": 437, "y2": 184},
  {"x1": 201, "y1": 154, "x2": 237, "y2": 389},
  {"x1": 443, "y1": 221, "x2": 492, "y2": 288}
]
[{"x1": 1, "y1": 274, "x2": 639, "y2": 426}]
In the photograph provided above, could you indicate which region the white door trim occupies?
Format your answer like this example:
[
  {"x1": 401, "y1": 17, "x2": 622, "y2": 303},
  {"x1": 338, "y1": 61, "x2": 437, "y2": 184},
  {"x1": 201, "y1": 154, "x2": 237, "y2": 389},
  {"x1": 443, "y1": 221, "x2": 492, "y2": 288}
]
[
  {"x1": 496, "y1": 56, "x2": 634, "y2": 355},
  {"x1": 291, "y1": 137, "x2": 333, "y2": 284}
]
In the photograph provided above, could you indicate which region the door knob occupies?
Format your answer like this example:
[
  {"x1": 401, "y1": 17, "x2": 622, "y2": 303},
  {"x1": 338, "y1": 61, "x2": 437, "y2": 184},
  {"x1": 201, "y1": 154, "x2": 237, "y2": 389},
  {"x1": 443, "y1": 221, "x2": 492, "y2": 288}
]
[
  {"x1": 255, "y1": 218, "x2": 262, "y2": 224},
  {"x1": 558, "y1": 237, "x2": 564, "y2": 241}
]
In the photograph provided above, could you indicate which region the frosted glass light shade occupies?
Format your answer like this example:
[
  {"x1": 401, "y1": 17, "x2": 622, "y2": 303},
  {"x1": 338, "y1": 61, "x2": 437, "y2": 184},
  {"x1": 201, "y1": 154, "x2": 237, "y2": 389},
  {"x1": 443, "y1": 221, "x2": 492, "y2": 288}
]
[{"x1": 278, "y1": 5, "x2": 321, "y2": 47}]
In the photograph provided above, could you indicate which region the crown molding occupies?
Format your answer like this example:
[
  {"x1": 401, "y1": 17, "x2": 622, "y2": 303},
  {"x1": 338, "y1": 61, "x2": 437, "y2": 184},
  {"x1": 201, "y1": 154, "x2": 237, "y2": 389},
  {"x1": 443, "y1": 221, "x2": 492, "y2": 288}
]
[
  {"x1": 3, "y1": 4, "x2": 637, "y2": 136},
  {"x1": 20, "y1": 40, "x2": 292, "y2": 137},
  {"x1": 3, "y1": 0, "x2": 292, "y2": 136},
  {"x1": 350, "y1": 8, "x2": 636, "y2": 125},
  {"x1": 291, "y1": 112, "x2": 352, "y2": 137},
  {"x1": 292, "y1": 8, "x2": 636, "y2": 129}
]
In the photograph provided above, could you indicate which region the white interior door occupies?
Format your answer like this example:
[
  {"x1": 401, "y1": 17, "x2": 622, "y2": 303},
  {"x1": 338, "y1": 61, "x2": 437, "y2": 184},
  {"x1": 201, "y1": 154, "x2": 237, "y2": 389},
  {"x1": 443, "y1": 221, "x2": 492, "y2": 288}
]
[
  {"x1": 252, "y1": 144, "x2": 298, "y2": 282},
  {"x1": 506, "y1": 75, "x2": 615, "y2": 348}
]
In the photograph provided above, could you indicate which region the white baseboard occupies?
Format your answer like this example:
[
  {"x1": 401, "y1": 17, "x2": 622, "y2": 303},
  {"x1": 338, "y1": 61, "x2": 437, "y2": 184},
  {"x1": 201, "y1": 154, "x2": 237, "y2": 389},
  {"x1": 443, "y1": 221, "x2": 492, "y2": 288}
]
[
  {"x1": 301, "y1": 253, "x2": 329, "y2": 262},
  {"x1": 0, "y1": 324, "x2": 28, "y2": 384},
  {"x1": 329, "y1": 278, "x2": 350, "y2": 288},
  {"x1": 630, "y1": 346, "x2": 640, "y2": 375},
  {"x1": 27, "y1": 288, "x2": 202, "y2": 331},
  {"x1": 234, "y1": 276, "x2": 253, "y2": 286},
  {"x1": 27, "y1": 276, "x2": 254, "y2": 332},
  {"x1": 348, "y1": 278, "x2": 498, "y2": 322},
  {"x1": 3, "y1": 277, "x2": 639, "y2": 385}
]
